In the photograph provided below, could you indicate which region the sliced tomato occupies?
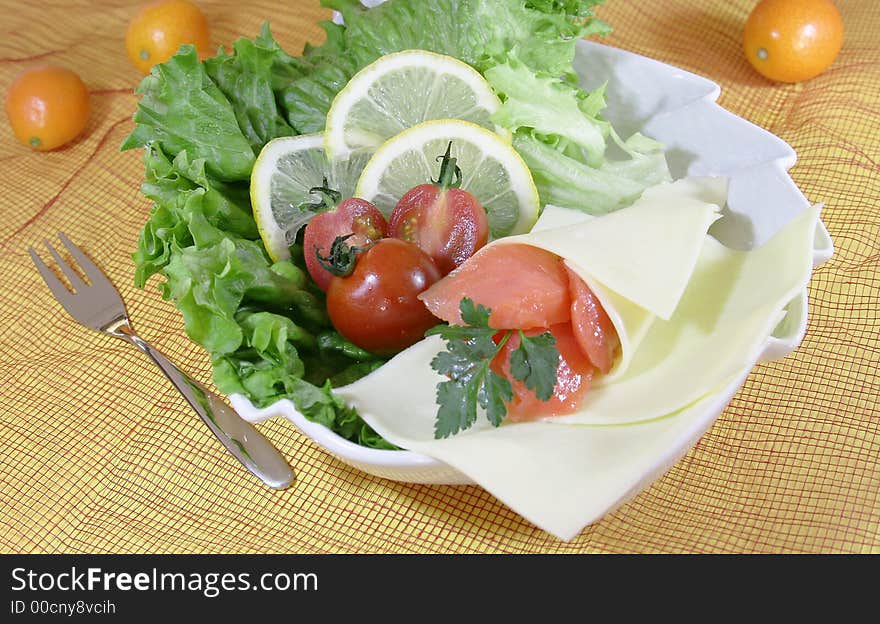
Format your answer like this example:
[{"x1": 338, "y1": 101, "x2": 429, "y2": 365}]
[
  {"x1": 304, "y1": 197, "x2": 387, "y2": 292},
  {"x1": 565, "y1": 266, "x2": 621, "y2": 374},
  {"x1": 418, "y1": 243, "x2": 571, "y2": 329},
  {"x1": 490, "y1": 323, "x2": 594, "y2": 422},
  {"x1": 389, "y1": 183, "x2": 488, "y2": 276}
]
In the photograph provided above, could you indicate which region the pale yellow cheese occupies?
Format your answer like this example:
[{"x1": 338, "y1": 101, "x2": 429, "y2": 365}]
[
  {"x1": 510, "y1": 177, "x2": 727, "y2": 321},
  {"x1": 556, "y1": 203, "x2": 818, "y2": 425},
  {"x1": 335, "y1": 177, "x2": 820, "y2": 540},
  {"x1": 499, "y1": 177, "x2": 725, "y2": 380},
  {"x1": 351, "y1": 378, "x2": 746, "y2": 542}
]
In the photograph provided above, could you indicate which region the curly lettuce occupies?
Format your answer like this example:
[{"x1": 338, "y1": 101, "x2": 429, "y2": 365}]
[
  {"x1": 121, "y1": 46, "x2": 255, "y2": 181},
  {"x1": 486, "y1": 55, "x2": 672, "y2": 214},
  {"x1": 281, "y1": 0, "x2": 610, "y2": 132}
]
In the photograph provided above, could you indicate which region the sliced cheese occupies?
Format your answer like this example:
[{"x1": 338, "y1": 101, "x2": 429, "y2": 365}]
[
  {"x1": 555, "y1": 203, "x2": 819, "y2": 424},
  {"x1": 377, "y1": 378, "x2": 747, "y2": 541},
  {"x1": 531, "y1": 203, "x2": 596, "y2": 231},
  {"x1": 338, "y1": 368, "x2": 750, "y2": 541},
  {"x1": 501, "y1": 177, "x2": 726, "y2": 320},
  {"x1": 336, "y1": 178, "x2": 820, "y2": 540},
  {"x1": 499, "y1": 177, "x2": 725, "y2": 379}
]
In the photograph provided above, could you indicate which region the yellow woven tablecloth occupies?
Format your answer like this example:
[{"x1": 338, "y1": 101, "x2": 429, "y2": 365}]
[{"x1": 1, "y1": 0, "x2": 877, "y2": 554}]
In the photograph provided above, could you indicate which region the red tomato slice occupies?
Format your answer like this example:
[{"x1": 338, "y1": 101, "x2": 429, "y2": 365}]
[
  {"x1": 418, "y1": 243, "x2": 571, "y2": 329},
  {"x1": 304, "y1": 197, "x2": 387, "y2": 292},
  {"x1": 565, "y1": 266, "x2": 620, "y2": 374},
  {"x1": 389, "y1": 183, "x2": 488, "y2": 275},
  {"x1": 491, "y1": 323, "x2": 594, "y2": 422}
]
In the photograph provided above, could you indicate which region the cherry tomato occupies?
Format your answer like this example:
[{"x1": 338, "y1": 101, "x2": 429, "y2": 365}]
[
  {"x1": 565, "y1": 266, "x2": 620, "y2": 374},
  {"x1": 326, "y1": 238, "x2": 441, "y2": 356},
  {"x1": 389, "y1": 141, "x2": 488, "y2": 275},
  {"x1": 5, "y1": 66, "x2": 90, "y2": 151},
  {"x1": 126, "y1": 0, "x2": 211, "y2": 74},
  {"x1": 302, "y1": 184, "x2": 387, "y2": 292},
  {"x1": 743, "y1": 0, "x2": 844, "y2": 83},
  {"x1": 490, "y1": 323, "x2": 594, "y2": 422}
]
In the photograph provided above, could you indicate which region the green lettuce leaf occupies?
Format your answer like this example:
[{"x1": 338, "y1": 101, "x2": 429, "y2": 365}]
[
  {"x1": 328, "y1": 0, "x2": 608, "y2": 74},
  {"x1": 203, "y1": 24, "x2": 296, "y2": 153},
  {"x1": 121, "y1": 46, "x2": 255, "y2": 181},
  {"x1": 483, "y1": 40, "x2": 671, "y2": 214},
  {"x1": 212, "y1": 312, "x2": 394, "y2": 449},
  {"x1": 486, "y1": 58, "x2": 609, "y2": 166},
  {"x1": 281, "y1": 42, "x2": 361, "y2": 134},
  {"x1": 279, "y1": 0, "x2": 610, "y2": 133},
  {"x1": 132, "y1": 143, "x2": 382, "y2": 446},
  {"x1": 133, "y1": 145, "x2": 257, "y2": 287},
  {"x1": 211, "y1": 311, "x2": 312, "y2": 399},
  {"x1": 513, "y1": 131, "x2": 671, "y2": 213},
  {"x1": 286, "y1": 379, "x2": 397, "y2": 450},
  {"x1": 160, "y1": 229, "x2": 329, "y2": 354}
]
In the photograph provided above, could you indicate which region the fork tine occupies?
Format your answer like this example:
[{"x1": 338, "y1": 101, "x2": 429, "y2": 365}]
[
  {"x1": 43, "y1": 239, "x2": 88, "y2": 291},
  {"x1": 29, "y1": 247, "x2": 75, "y2": 305},
  {"x1": 57, "y1": 232, "x2": 111, "y2": 287}
]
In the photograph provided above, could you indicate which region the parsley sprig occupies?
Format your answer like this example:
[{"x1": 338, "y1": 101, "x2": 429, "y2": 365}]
[{"x1": 426, "y1": 298, "x2": 560, "y2": 439}]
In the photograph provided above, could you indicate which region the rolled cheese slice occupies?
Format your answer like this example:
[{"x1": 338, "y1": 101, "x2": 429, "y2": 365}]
[
  {"x1": 509, "y1": 176, "x2": 727, "y2": 382},
  {"x1": 335, "y1": 177, "x2": 821, "y2": 539}
]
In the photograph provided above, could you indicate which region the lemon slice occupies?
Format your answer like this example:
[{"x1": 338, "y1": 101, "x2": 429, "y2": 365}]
[
  {"x1": 355, "y1": 119, "x2": 540, "y2": 239},
  {"x1": 325, "y1": 50, "x2": 505, "y2": 159},
  {"x1": 251, "y1": 134, "x2": 371, "y2": 261}
]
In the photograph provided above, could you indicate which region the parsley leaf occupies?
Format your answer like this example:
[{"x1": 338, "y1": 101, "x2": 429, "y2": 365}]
[
  {"x1": 509, "y1": 330, "x2": 559, "y2": 401},
  {"x1": 480, "y1": 370, "x2": 514, "y2": 427},
  {"x1": 434, "y1": 378, "x2": 476, "y2": 439},
  {"x1": 429, "y1": 306, "x2": 498, "y2": 438},
  {"x1": 459, "y1": 297, "x2": 491, "y2": 327},
  {"x1": 428, "y1": 297, "x2": 560, "y2": 439}
]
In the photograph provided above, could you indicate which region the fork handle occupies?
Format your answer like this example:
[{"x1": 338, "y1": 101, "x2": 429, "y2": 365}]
[{"x1": 117, "y1": 327, "x2": 294, "y2": 490}]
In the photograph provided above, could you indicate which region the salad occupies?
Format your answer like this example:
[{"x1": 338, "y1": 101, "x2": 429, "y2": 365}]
[
  {"x1": 123, "y1": 0, "x2": 824, "y2": 539},
  {"x1": 122, "y1": 0, "x2": 671, "y2": 447}
]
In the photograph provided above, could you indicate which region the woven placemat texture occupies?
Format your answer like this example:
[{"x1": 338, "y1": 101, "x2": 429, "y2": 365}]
[{"x1": 0, "y1": 0, "x2": 877, "y2": 554}]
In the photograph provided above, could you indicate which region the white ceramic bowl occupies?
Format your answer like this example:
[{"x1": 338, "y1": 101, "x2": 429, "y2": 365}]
[{"x1": 231, "y1": 39, "x2": 833, "y2": 487}]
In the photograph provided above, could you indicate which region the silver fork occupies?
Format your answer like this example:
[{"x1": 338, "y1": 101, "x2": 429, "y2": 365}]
[{"x1": 29, "y1": 233, "x2": 294, "y2": 490}]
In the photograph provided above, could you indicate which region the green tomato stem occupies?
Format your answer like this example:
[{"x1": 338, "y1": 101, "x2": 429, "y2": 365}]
[
  {"x1": 315, "y1": 234, "x2": 373, "y2": 277},
  {"x1": 297, "y1": 176, "x2": 342, "y2": 213},
  {"x1": 431, "y1": 140, "x2": 463, "y2": 190}
]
